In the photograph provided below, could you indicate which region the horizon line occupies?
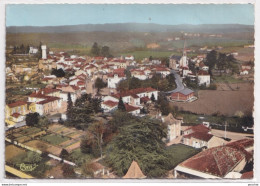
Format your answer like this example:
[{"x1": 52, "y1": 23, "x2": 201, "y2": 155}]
[{"x1": 6, "y1": 22, "x2": 254, "y2": 27}]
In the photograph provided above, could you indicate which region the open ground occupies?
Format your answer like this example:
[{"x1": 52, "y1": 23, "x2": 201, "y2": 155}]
[{"x1": 172, "y1": 82, "x2": 254, "y2": 116}]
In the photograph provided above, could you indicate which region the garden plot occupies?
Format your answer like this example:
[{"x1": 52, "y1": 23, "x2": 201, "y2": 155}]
[
  {"x1": 24, "y1": 140, "x2": 62, "y2": 156},
  {"x1": 5, "y1": 145, "x2": 26, "y2": 162}
]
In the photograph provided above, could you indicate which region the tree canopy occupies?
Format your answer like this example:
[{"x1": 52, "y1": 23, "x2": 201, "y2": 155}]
[
  {"x1": 95, "y1": 78, "x2": 107, "y2": 94},
  {"x1": 51, "y1": 68, "x2": 65, "y2": 77},
  {"x1": 65, "y1": 93, "x2": 102, "y2": 130},
  {"x1": 105, "y1": 117, "x2": 169, "y2": 178},
  {"x1": 25, "y1": 112, "x2": 40, "y2": 126},
  {"x1": 117, "y1": 97, "x2": 126, "y2": 112}
]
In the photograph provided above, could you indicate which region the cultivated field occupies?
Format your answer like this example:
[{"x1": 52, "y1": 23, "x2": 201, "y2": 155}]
[{"x1": 172, "y1": 82, "x2": 254, "y2": 116}]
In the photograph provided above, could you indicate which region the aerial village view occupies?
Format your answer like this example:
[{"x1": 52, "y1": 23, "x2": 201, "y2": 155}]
[{"x1": 4, "y1": 4, "x2": 255, "y2": 179}]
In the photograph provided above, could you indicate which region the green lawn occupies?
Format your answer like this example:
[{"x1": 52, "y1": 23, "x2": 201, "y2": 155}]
[
  {"x1": 68, "y1": 148, "x2": 93, "y2": 166},
  {"x1": 20, "y1": 127, "x2": 42, "y2": 136},
  {"x1": 40, "y1": 134, "x2": 70, "y2": 146},
  {"x1": 166, "y1": 144, "x2": 201, "y2": 169},
  {"x1": 213, "y1": 75, "x2": 244, "y2": 83}
]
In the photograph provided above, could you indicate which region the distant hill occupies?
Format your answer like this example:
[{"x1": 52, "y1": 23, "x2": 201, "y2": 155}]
[{"x1": 6, "y1": 23, "x2": 254, "y2": 34}]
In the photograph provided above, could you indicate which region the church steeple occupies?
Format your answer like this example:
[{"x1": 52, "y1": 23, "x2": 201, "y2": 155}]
[{"x1": 183, "y1": 39, "x2": 186, "y2": 57}]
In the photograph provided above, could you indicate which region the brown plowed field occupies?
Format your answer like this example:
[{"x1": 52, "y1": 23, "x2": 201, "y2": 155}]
[{"x1": 172, "y1": 83, "x2": 254, "y2": 116}]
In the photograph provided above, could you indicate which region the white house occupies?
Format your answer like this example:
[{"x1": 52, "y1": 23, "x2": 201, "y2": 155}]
[
  {"x1": 198, "y1": 71, "x2": 210, "y2": 87},
  {"x1": 240, "y1": 69, "x2": 249, "y2": 75},
  {"x1": 162, "y1": 113, "x2": 182, "y2": 141},
  {"x1": 101, "y1": 100, "x2": 118, "y2": 113},
  {"x1": 107, "y1": 73, "x2": 126, "y2": 89}
]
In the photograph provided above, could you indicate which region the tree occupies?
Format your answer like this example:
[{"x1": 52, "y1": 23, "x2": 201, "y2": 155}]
[
  {"x1": 205, "y1": 50, "x2": 218, "y2": 73},
  {"x1": 87, "y1": 121, "x2": 107, "y2": 158},
  {"x1": 60, "y1": 149, "x2": 69, "y2": 160},
  {"x1": 66, "y1": 93, "x2": 73, "y2": 122},
  {"x1": 51, "y1": 68, "x2": 65, "y2": 77},
  {"x1": 95, "y1": 77, "x2": 106, "y2": 94},
  {"x1": 151, "y1": 93, "x2": 155, "y2": 102},
  {"x1": 25, "y1": 112, "x2": 40, "y2": 126},
  {"x1": 90, "y1": 42, "x2": 100, "y2": 56},
  {"x1": 105, "y1": 117, "x2": 169, "y2": 178},
  {"x1": 118, "y1": 97, "x2": 126, "y2": 111},
  {"x1": 80, "y1": 137, "x2": 93, "y2": 154},
  {"x1": 38, "y1": 116, "x2": 49, "y2": 128},
  {"x1": 129, "y1": 77, "x2": 141, "y2": 90},
  {"x1": 156, "y1": 93, "x2": 171, "y2": 116},
  {"x1": 100, "y1": 46, "x2": 112, "y2": 57},
  {"x1": 62, "y1": 163, "x2": 76, "y2": 178}
]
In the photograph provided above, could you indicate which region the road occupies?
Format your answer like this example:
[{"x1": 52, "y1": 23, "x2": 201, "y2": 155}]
[
  {"x1": 166, "y1": 70, "x2": 184, "y2": 94},
  {"x1": 211, "y1": 129, "x2": 254, "y2": 140}
]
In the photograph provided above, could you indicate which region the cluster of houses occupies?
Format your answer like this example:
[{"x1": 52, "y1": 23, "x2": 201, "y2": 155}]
[
  {"x1": 169, "y1": 51, "x2": 211, "y2": 87},
  {"x1": 122, "y1": 112, "x2": 254, "y2": 179}
]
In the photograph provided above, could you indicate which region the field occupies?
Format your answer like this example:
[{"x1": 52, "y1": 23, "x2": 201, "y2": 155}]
[
  {"x1": 24, "y1": 140, "x2": 62, "y2": 156},
  {"x1": 172, "y1": 82, "x2": 254, "y2": 116},
  {"x1": 5, "y1": 145, "x2": 27, "y2": 162},
  {"x1": 40, "y1": 134, "x2": 70, "y2": 146}
]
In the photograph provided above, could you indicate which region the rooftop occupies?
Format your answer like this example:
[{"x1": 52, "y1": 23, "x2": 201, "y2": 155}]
[
  {"x1": 179, "y1": 145, "x2": 248, "y2": 177},
  {"x1": 123, "y1": 161, "x2": 146, "y2": 179},
  {"x1": 7, "y1": 101, "x2": 27, "y2": 108}
]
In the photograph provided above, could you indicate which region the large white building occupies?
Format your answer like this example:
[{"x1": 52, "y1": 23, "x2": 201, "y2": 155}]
[
  {"x1": 107, "y1": 73, "x2": 126, "y2": 89},
  {"x1": 198, "y1": 71, "x2": 210, "y2": 87},
  {"x1": 41, "y1": 45, "x2": 47, "y2": 59}
]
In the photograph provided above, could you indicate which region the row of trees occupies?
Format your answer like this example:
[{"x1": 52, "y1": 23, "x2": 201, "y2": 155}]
[
  {"x1": 204, "y1": 50, "x2": 239, "y2": 75},
  {"x1": 91, "y1": 42, "x2": 113, "y2": 57},
  {"x1": 12, "y1": 44, "x2": 30, "y2": 54},
  {"x1": 117, "y1": 73, "x2": 176, "y2": 92}
]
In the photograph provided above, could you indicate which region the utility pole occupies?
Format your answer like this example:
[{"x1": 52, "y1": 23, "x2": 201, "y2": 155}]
[{"x1": 224, "y1": 121, "x2": 227, "y2": 139}]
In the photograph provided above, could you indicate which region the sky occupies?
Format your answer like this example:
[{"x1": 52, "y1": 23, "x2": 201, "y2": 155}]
[{"x1": 6, "y1": 4, "x2": 254, "y2": 26}]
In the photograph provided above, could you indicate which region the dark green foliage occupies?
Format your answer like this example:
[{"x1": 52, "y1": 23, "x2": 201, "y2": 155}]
[
  {"x1": 66, "y1": 93, "x2": 73, "y2": 122},
  {"x1": 166, "y1": 144, "x2": 201, "y2": 170},
  {"x1": 62, "y1": 163, "x2": 76, "y2": 178},
  {"x1": 60, "y1": 149, "x2": 69, "y2": 159},
  {"x1": 117, "y1": 74, "x2": 176, "y2": 92},
  {"x1": 205, "y1": 50, "x2": 218, "y2": 74},
  {"x1": 25, "y1": 112, "x2": 40, "y2": 126},
  {"x1": 90, "y1": 42, "x2": 100, "y2": 56},
  {"x1": 95, "y1": 77, "x2": 107, "y2": 93},
  {"x1": 117, "y1": 97, "x2": 126, "y2": 111},
  {"x1": 51, "y1": 68, "x2": 65, "y2": 77},
  {"x1": 100, "y1": 46, "x2": 113, "y2": 57},
  {"x1": 66, "y1": 94, "x2": 102, "y2": 130},
  {"x1": 105, "y1": 117, "x2": 168, "y2": 178},
  {"x1": 109, "y1": 111, "x2": 136, "y2": 132},
  {"x1": 150, "y1": 93, "x2": 155, "y2": 102},
  {"x1": 80, "y1": 137, "x2": 93, "y2": 154},
  {"x1": 156, "y1": 93, "x2": 171, "y2": 116}
]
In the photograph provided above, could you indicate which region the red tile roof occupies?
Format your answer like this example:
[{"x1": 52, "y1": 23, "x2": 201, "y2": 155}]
[
  {"x1": 179, "y1": 145, "x2": 248, "y2": 177},
  {"x1": 8, "y1": 101, "x2": 27, "y2": 108},
  {"x1": 125, "y1": 104, "x2": 140, "y2": 112},
  {"x1": 227, "y1": 139, "x2": 254, "y2": 149},
  {"x1": 11, "y1": 113, "x2": 21, "y2": 118},
  {"x1": 102, "y1": 100, "x2": 118, "y2": 108},
  {"x1": 37, "y1": 97, "x2": 60, "y2": 105},
  {"x1": 241, "y1": 171, "x2": 253, "y2": 179},
  {"x1": 107, "y1": 73, "x2": 126, "y2": 78},
  {"x1": 183, "y1": 132, "x2": 213, "y2": 142},
  {"x1": 140, "y1": 96, "x2": 150, "y2": 103},
  {"x1": 198, "y1": 70, "x2": 210, "y2": 76},
  {"x1": 185, "y1": 124, "x2": 210, "y2": 134}
]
